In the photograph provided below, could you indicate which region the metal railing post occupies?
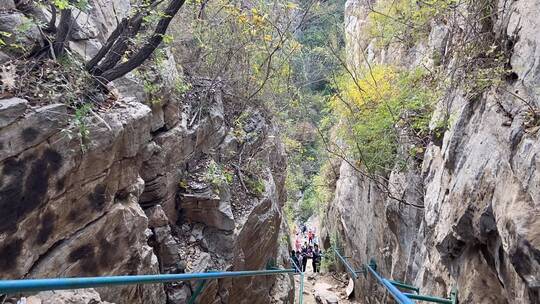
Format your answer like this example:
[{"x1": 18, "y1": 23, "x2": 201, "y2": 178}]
[
  {"x1": 332, "y1": 248, "x2": 359, "y2": 280},
  {"x1": 403, "y1": 292, "x2": 453, "y2": 304},
  {"x1": 187, "y1": 279, "x2": 207, "y2": 304},
  {"x1": 331, "y1": 248, "x2": 458, "y2": 304},
  {"x1": 388, "y1": 279, "x2": 420, "y2": 293},
  {"x1": 290, "y1": 258, "x2": 303, "y2": 304},
  {"x1": 365, "y1": 260, "x2": 414, "y2": 304}
]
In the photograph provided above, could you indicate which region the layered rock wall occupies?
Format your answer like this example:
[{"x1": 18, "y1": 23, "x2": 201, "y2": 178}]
[
  {"x1": 0, "y1": 1, "x2": 293, "y2": 303},
  {"x1": 322, "y1": 0, "x2": 540, "y2": 303}
]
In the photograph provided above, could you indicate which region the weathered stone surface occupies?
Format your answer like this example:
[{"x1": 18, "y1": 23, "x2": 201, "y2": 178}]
[
  {"x1": 323, "y1": 0, "x2": 540, "y2": 303},
  {"x1": 507, "y1": 0, "x2": 540, "y2": 91},
  {"x1": 152, "y1": 226, "x2": 183, "y2": 274},
  {"x1": 0, "y1": 97, "x2": 27, "y2": 128},
  {"x1": 181, "y1": 192, "x2": 235, "y2": 231},
  {"x1": 166, "y1": 283, "x2": 192, "y2": 304},
  {"x1": 219, "y1": 134, "x2": 240, "y2": 161},
  {"x1": 69, "y1": 39, "x2": 103, "y2": 61},
  {"x1": 0, "y1": 104, "x2": 68, "y2": 162},
  {"x1": 90, "y1": 0, "x2": 131, "y2": 40},
  {"x1": 345, "y1": 279, "x2": 354, "y2": 298},
  {"x1": 313, "y1": 282, "x2": 339, "y2": 304},
  {"x1": 0, "y1": 51, "x2": 10, "y2": 63},
  {"x1": 110, "y1": 76, "x2": 148, "y2": 103},
  {"x1": 226, "y1": 175, "x2": 283, "y2": 304},
  {"x1": 0, "y1": 12, "x2": 40, "y2": 51},
  {"x1": 200, "y1": 227, "x2": 234, "y2": 259},
  {"x1": 320, "y1": 162, "x2": 389, "y2": 301},
  {"x1": 271, "y1": 219, "x2": 296, "y2": 304},
  {"x1": 0, "y1": 21, "x2": 293, "y2": 303},
  {"x1": 0, "y1": 99, "x2": 165, "y2": 304},
  {"x1": 150, "y1": 103, "x2": 166, "y2": 132},
  {"x1": 26, "y1": 200, "x2": 165, "y2": 304},
  {"x1": 70, "y1": 9, "x2": 100, "y2": 40},
  {"x1": 146, "y1": 205, "x2": 169, "y2": 228},
  {"x1": 30, "y1": 289, "x2": 115, "y2": 304},
  {"x1": 0, "y1": 0, "x2": 15, "y2": 10}
]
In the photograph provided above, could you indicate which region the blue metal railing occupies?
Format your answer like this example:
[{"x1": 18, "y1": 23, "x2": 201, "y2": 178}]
[
  {"x1": 0, "y1": 269, "x2": 296, "y2": 294},
  {"x1": 333, "y1": 248, "x2": 360, "y2": 280},
  {"x1": 332, "y1": 248, "x2": 458, "y2": 304}
]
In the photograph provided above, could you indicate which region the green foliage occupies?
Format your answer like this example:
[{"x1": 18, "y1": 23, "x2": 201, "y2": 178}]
[
  {"x1": 52, "y1": 0, "x2": 90, "y2": 11},
  {"x1": 462, "y1": 47, "x2": 510, "y2": 97},
  {"x1": 246, "y1": 176, "x2": 265, "y2": 197},
  {"x1": 284, "y1": 199, "x2": 296, "y2": 226},
  {"x1": 171, "y1": 0, "x2": 302, "y2": 106},
  {"x1": 298, "y1": 197, "x2": 315, "y2": 222},
  {"x1": 74, "y1": 104, "x2": 91, "y2": 143},
  {"x1": 204, "y1": 160, "x2": 233, "y2": 189},
  {"x1": 60, "y1": 103, "x2": 92, "y2": 152},
  {"x1": 0, "y1": 31, "x2": 12, "y2": 47},
  {"x1": 367, "y1": 0, "x2": 456, "y2": 46},
  {"x1": 52, "y1": 0, "x2": 70, "y2": 9},
  {"x1": 330, "y1": 65, "x2": 439, "y2": 173},
  {"x1": 295, "y1": 159, "x2": 337, "y2": 221},
  {"x1": 321, "y1": 231, "x2": 342, "y2": 271},
  {"x1": 143, "y1": 78, "x2": 162, "y2": 104},
  {"x1": 291, "y1": 0, "x2": 345, "y2": 93},
  {"x1": 174, "y1": 74, "x2": 191, "y2": 96},
  {"x1": 1, "y1": 18, "x2": 39, "y2": 53},
  {"x1": 232, "y1": 112, "x2": 250, "y2": 140},
  {"x1": 167, "y1": 0, "x2": 343, "y2": 226}
]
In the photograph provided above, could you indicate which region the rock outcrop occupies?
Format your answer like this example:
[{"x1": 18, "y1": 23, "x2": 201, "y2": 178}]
[
  {"x1": 322, "y1": 0, "x2": 540, "y2": 303},
  {"x1": 0, "y1": 1, "x2": 294, "y2": 303}
]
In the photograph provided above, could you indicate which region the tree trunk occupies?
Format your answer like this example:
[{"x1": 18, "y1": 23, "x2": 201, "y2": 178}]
[
  {"x1": 97, "y1": 0, "x2": 186, "y2": 82},
  {"x1": 52, "y1": 8, "x2": 73, "y2": 59}
]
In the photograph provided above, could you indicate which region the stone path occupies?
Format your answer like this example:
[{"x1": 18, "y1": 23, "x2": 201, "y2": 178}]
[
  {"x1": 294, "y1": 269, "x2": 359, "y2": 304},
  {"x1": 291, "y1": 216, "x2": 359, "y2": 304}
]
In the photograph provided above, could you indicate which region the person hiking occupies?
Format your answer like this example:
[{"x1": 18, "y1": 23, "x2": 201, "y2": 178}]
[
  {"x1": 291, "y1": 250, "x2": 300, "y2": 272},
  {"x1": 301, "y1": 243, "x2": 312, "y2": 272},
  {"x1": 308, "y1": 229, "x2": 314, "y2": 245},
  {"x1": 312, "y1": 244, "x2": 322, "y2": 273},
  {"x1": 295, "y1": 237, "x2": 301, "y2": 252}
]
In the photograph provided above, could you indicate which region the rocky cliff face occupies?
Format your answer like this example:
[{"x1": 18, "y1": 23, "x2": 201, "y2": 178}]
[
  {"x1": 322, "y1": 0, "x2": 540, "y2": 303},
  {"x1": 0, "y1": 1, "x2": 293, "y2": 303}
]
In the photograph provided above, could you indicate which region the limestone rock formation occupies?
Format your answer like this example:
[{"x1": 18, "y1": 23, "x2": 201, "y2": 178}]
[
  {"x1": 0, "y1": 1, "x2": 294, "y2": 304},
  {"x1": 321, "y1": 0, "x2": 540, "y2": 303}
]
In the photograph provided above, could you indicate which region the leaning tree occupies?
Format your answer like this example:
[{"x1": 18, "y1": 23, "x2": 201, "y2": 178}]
[{"x1": 38, "y1": 0, "x2": 186, "y2": 83}]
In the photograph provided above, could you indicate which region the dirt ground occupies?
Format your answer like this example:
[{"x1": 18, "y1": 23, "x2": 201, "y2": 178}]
[{"x1": 293, "y1": 263, "x2": 360, "y2": 304}]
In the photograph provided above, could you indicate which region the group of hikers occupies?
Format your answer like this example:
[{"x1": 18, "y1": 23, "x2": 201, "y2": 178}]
[{"x1": 291, "y1": 223, "x2": 323, "y2": 273}]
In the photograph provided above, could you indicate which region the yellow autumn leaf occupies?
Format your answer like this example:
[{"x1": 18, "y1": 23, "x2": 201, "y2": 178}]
[
  {"x1": 286, "y1": 2, "x2": 298, "y2": 9},
  {"x1": 253, "y1": 14, "x2": 265, "y2": 26},
  {"x1": 238, "y1": 14, "x2": 248, "y2": 24}
]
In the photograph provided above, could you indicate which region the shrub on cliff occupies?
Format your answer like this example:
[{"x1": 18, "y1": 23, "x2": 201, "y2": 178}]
[{"x1": 329, "y1": 65, "x2": 439, "y2": 173}]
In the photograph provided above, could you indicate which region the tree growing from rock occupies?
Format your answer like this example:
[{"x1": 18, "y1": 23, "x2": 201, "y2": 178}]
[{"x1": 41, "y1": 0, "x2": 186, "y2": 83}]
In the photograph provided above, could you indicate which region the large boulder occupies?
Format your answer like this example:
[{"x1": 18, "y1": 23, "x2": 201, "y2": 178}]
[{"x1": 181, "y1": 192, "x2": 235, "y2": 231}]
